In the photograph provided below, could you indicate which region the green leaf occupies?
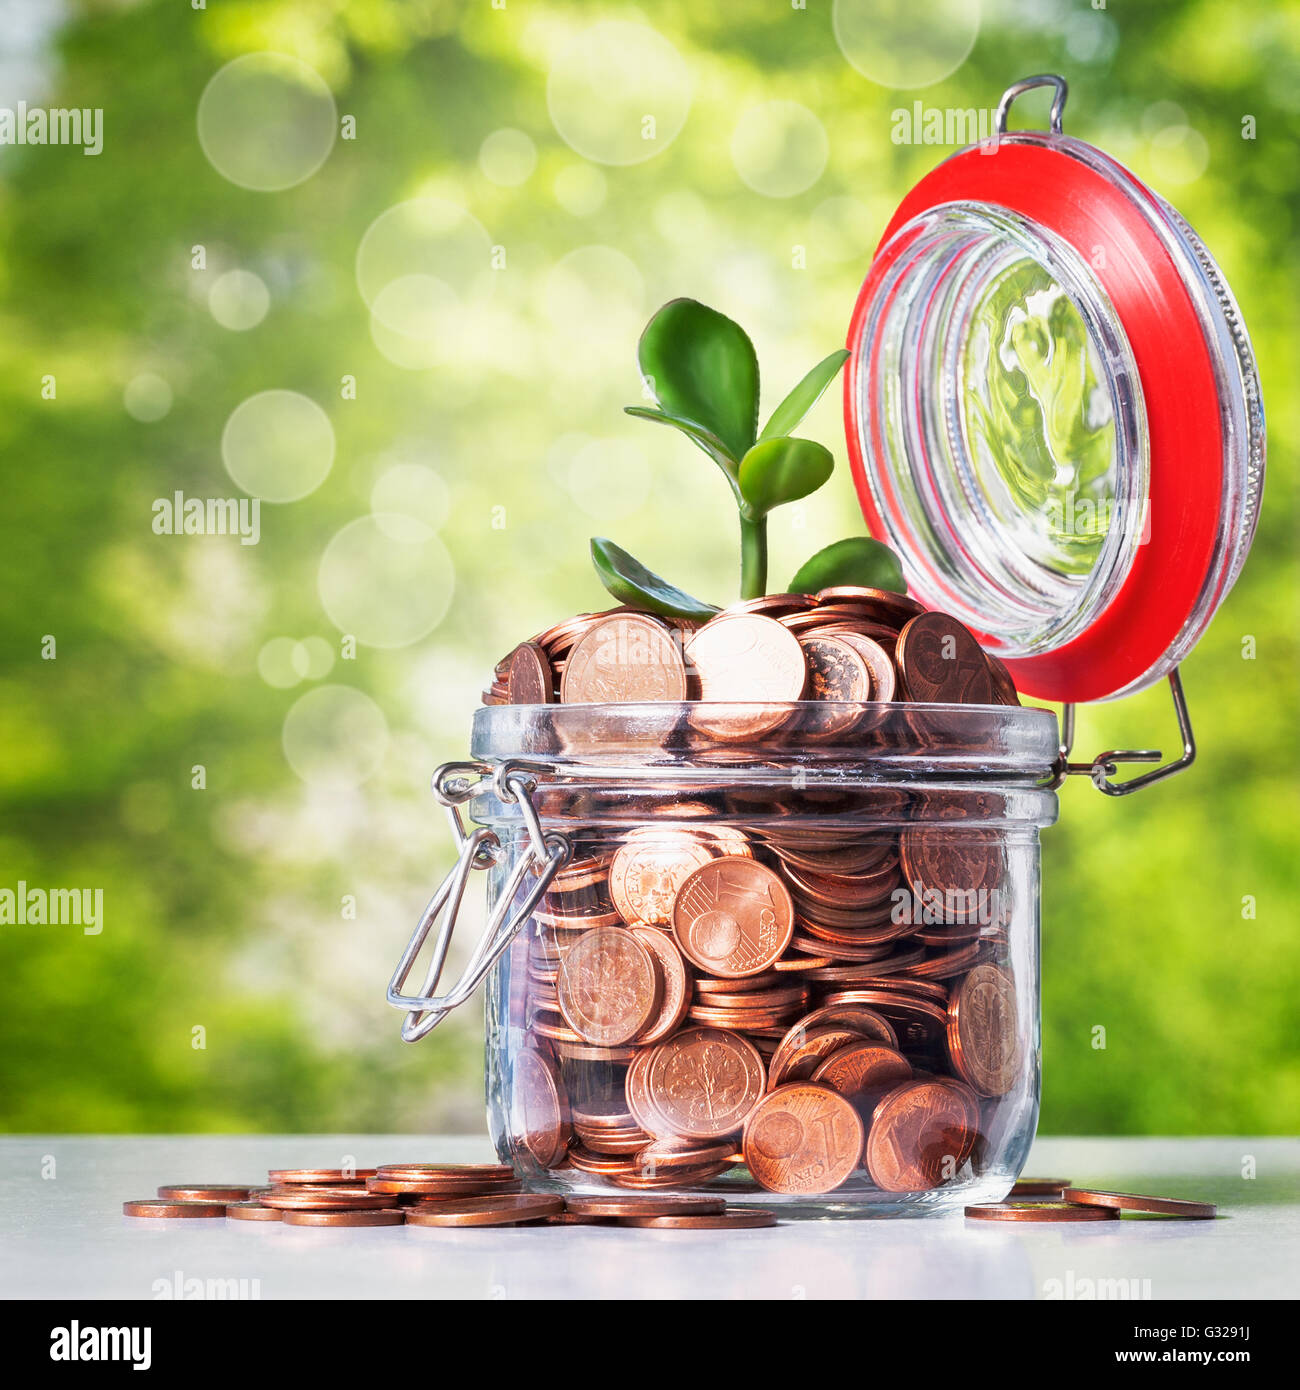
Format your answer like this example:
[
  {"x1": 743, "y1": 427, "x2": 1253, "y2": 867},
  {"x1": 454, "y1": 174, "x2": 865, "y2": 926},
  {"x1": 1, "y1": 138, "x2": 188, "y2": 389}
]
[
  {"x1": 788, "y1": 537, "x2": 908, "y2": 595},
  {"x1": 590, "y1": 538, "x2": 720, "y2": 621},
  {"x1": 737, "y1": 437, "x2": 834, "y2": 517},
  {"x1": 622, "y1": 406, "x2": 741, "y2": 502},
  {"x1": 637, "y1": 299, "x2": 759, "y2": 464},
  {"x1": 759, "y1": 348, "x2": 851, "y2": 442}
]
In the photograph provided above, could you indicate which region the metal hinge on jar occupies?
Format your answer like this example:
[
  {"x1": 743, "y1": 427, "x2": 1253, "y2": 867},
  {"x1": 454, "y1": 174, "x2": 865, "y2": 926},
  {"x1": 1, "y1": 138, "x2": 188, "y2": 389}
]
[
  {"x1": 387, "y1": 760, "x2": 570, "y2": 1041},
  {"x1": 1048, "y1": 668, "x2": 1196, "y2": 796}
]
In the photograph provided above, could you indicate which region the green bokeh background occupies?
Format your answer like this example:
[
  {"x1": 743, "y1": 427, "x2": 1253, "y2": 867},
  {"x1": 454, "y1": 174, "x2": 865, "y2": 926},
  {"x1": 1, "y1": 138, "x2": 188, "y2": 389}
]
[{"x1": 1, "y1": 0, "x2": 1296, "y2": 1136}]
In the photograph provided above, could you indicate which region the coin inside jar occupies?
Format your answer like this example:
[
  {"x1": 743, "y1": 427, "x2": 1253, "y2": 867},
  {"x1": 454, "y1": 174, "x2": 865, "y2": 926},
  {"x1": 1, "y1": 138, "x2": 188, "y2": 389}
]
[
  {"x1": 557, "y1": 926, "x2": 660, "y2": 1046},
  {"x1": 645, "y1": 1027, "x2": 766, "y2": 1140},
  {"x1": 743, "y1": 1083, "x2": 863, "y2": 1194},
  {"x1": 672, "y1": 857, "x2": 795, "y2": 978},
  {"x1": 947, "y1": 962, "x2": 1021, "y2": 1097},
  {"x1": 864, "y1": 1080, "x2": 976, "y2": 1191},
  {"x1": 685, "y1": 613, "x2": 806, "y2": 736},
  {"x1": 895, "y1": 612, "x2": 994, "y2": 704},
  {"x1": 504, "y1": 641, "x2": 554, "y2": 704},
  {"x1": 610, "y1": 831, "x2": 718, "y2": 928},
  {"x1": 560, "y1": 614, "x2": 688, "y2": 703}
]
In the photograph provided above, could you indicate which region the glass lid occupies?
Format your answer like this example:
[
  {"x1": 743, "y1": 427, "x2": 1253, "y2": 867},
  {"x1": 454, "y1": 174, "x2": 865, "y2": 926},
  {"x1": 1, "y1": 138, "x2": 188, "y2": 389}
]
[{"x1": 845, "y1": 76, "x2": 1264, "y2": 705}]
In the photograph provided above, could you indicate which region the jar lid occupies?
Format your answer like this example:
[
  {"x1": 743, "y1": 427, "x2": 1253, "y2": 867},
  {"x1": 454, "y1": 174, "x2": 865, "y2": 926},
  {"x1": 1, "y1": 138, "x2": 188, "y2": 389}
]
[{"x1": 845, "y1": 75, "x2": 1264, "y2": 704}]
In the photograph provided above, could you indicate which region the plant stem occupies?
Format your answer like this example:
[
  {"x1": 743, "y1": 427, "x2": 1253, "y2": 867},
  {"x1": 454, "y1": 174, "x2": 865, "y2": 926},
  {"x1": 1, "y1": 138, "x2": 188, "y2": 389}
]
[{"x1": 739, "y1": 512, "x2": 768, "y2": 599}]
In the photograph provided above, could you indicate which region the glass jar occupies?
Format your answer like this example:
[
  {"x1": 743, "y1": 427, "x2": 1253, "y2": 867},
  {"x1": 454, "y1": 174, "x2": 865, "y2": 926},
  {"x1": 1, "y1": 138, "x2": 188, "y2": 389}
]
[{"x1": 393, "y1": 703, "x2": 1057, "y2": 1216}]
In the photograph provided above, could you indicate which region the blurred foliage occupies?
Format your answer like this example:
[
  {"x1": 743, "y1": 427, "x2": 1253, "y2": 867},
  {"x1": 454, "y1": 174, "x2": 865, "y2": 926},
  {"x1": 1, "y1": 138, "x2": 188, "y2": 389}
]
[{"x1": 0, "y1": 0, "x2": 1297, "y2": 1136}]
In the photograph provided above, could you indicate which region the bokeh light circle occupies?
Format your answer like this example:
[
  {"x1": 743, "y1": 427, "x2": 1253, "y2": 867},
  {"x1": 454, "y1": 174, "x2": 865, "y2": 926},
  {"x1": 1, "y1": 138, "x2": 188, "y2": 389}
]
[
  {"x1": 479, "y1": 128, "x2": 538, "y2": 186},
  {"x1": 731, "y1": 101, "x2": 829, "y2": 198},
  {"x1": 547, "y1": 21, "x2": 692, "y2": 166},
  {"x1": 258, "y1": 636, "x2": 309, "y2": 688},
  {"x1": 370, "y1": 463, "x2": 451, "y2": 538},
  {"x1": 832, "y1": 0, "x2": 981, "y2": 90},
  {"x1": 124, "y1": 373, "x2": 173, "y2": 422},
  {"x1": 209, "y1": 269, "x2": 270, "y2": 330},
  {"x1": 554, "y1": 163, "x2": 607, "y2": 216},
  {"x1": 318, "y1": 515, "x2": 454, "y2": 649},
  {"x1": 197, "y1": 52, "x2": 337, "y2": 191},
  {"x1": 540, "y1": 244, "x2": 643, "y2": 379},
  {"x1": 282, "y1": 685, "x2": 388, "y2": 789},
  {"x1": 565, "y1": 439, "x2": 652, "y2": 521},
  {"x1": 222, "y1": 390, "x2": 335, "y2": 502}
]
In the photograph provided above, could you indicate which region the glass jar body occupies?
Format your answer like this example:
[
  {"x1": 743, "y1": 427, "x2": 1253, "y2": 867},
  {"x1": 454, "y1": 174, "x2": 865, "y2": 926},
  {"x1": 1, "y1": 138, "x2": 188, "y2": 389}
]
[{"x1": 471, "y1": 704, "x2": 1057, "y2": 1217}]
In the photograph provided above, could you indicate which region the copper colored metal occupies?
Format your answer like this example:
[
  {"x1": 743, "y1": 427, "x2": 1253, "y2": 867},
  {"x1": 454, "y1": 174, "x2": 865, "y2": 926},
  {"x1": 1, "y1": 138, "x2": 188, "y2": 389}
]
[
  {"x1": 1061, "y1": 1188, "x2": 1218, "y2": 1220},
  {"x1": 122, "y1": 1199, "x2": 227, "y2": 1218},
  {"x1": 511, "y1": 1046, "x2": 572, "y2": 1168},
  {"x1": 610, "y1": 832, "x2": 717, "y2": 929},
  {"x1": 225, "y1": 1201, "x2": 283, "y2": 1222},
  {"x1": 263, "y1": 1187, "x2": 398, "y2": 1210},
  {"x1": 505, "y1": 641, "x2": 554, "y2": 704},
  {"x1": 743, "y1": 1083, "x2": 863, "y2": 1194},
  {"x1": 685, "y1": 614, "x2": 807, "y2": 736},
  {"x1": 630, "y1": 926, "x2": 692, "y2": 1044},
  {"x1": 156, "y1": 1184, "x2": 253, "y2": 1202},
  {"x1": 1010, "y1": 1178, "x2": 1071, "y2": 1198},
  {"x1": 557, "y1": 926, "x2": 660, "y2": 1046},
  {"x1": 565, "y1": 1193, "x2": 726, "y2": 1218},
  {"x1": 947, "y1": 962, "x2": 1021, "y2": 1096},
  {"x1": 896, "y1": 612, "x2": 994, "y2": 704},
  {"x1": 268, "y1": 1169, "x2": 379, "y2": 1186},
  {"x1": 811, "y1": 1042, "x2": 912, "y2": 1105},
  {"x1": 283, "y1": 1208, "x2": 407, "y2": 1228},
  {"x1": 672, "y1": 856, "x2": 795, "y2": 978},
  {"x1": 561, "y1": 614, "x2": 687, "y2": 704},
  {"x1": 798, "y1": 634, "x2": 871, "y2": 738},
  {"x1": 619, "y1": 1209, "x2": 778, "y2": 1229},
  {"x1": 864, "y1": 1081, "x2": 976, "y2": 1192},
  {"x1": 404, "y1": 1194, "x2": 564, "y2": 1227},
  {"x1": 767, "y1": 1026, "x2": 864, "y2": 1089},
  {"x1": 965, "y1": 1201, "x2": 1119, "y2": 1222},
  {"x1": 645, "y1": 1026, "x2": 766, "y2": 1140}
]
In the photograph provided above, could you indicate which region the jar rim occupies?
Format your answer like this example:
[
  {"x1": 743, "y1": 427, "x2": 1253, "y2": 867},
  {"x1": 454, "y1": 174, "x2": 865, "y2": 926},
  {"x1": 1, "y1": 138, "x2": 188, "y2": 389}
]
[{"x1": 471, "y1": 701, "x2": 1058, "y2": 780}]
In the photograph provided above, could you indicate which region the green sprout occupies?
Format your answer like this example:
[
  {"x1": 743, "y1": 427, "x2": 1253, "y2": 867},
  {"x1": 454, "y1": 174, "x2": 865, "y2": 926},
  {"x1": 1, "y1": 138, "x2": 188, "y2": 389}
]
[{"x1": 591, "y1": 298, "x2": 906, "y2": 617}]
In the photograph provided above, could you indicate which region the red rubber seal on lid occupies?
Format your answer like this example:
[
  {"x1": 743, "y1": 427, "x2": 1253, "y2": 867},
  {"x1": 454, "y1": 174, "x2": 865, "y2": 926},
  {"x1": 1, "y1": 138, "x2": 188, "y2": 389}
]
[{"x1": 845, "y1": 139, "x2": 1224, "y2": 705}]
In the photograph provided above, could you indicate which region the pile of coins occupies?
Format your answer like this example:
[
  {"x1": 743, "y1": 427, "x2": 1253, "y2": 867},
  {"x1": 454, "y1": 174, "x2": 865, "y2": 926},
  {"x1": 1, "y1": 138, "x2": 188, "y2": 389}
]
[
  {"x1": 123, "y1": 1168, "x2": 777, "y2": 1229},
  {"x1": 485, "y1": 587, "x2": 1019, "y2": 712},
  {"x1": 507, "y1": 815, "x2": 1026, "y2": 1197}
]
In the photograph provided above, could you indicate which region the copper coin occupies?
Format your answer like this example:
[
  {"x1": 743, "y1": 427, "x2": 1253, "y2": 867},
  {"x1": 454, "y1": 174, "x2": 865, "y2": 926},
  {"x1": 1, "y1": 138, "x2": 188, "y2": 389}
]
[
  {"x1": 610, "y1": 832, "x2": 717, "y2": 928},
  {"x1": 262, "y1": 1187, "x2": 397, "y2": 1210},
  {"x1": 123, "y1": 1199, "x2": 228, "y2": 1218},
  {"x1": 565, "y1": 1147, "x2": 640, "y2": 1175},
  {"x1": 946, "y1": 962, "x2": 1020, "y2": 1097},
  {"x1": 896, "y1": 612, "x2": 993, "y2": 704},
  {"x1": 267, "y1": 1169, "x2": 379, "y2": 1185},
  {"x1": 812, "y1": 1042, "x2": 912, "y2": 1105},
  {"x1": 672, "y1": 857, "x2": 795, "y2": 978},
  {"x1": 533, "y1": 906, "x2": 622, "y2": 930},
  {"x1": 607, "y1": 1161, "x2": 732, "y2": 1190},
  {"x1": 557, "y1": 926, "x2": 660, "y2": 1045},
  {"x1": 405, "y1": 1194, "x2": 565, "y2": 1227},
  {"x1": 156, "y1": 1184, "x2": 253, "y2": 1201},
  {"x1": 1061, "y1": 1189, "x2": 1218, "y2": 1220},
  {"x1": 510, "y1": 1047, "x2": 572, "y2": 1168},
  {"x1": 375, "y1": 1163, "x2": 515, "y2": 1181},
  {"x1": 768, "y1": 1026, "x2": 865, "y2": 1089},
  {"x1": 965, "y1": 1201, "x2": 1119, "y2": 1222},
  {"x1": 282, "y1": 1208, "x2": 406, "y2": 1228},
  {"x1": 541, "y1": 1211, "x2": 616, "y2": 1226},
  {"x1": 695, "y1": 971, "x2": 783, "y2": 995},
  {"x1": 630, "y1": 927, "x2": 692, "y2": 1044},
  {"x1": 743, "y1": 1083, "x2": 863, "y2": 1194},
  {"x1": 686, "y1": 614, "x2": 807, "y2": 736},
  {"x1": 619, "y1": 1209, "x2": 778, "y2": 1229},
  {"x1": 570, "y1": 1098, "x2": 639, "y2": 1130},
  {"x1": 561, "y1": 614, "x2": 687, "y2": 703},
  {"x1": 551, "y1": 1040, "x2": 637, "y2": 1064},
  {"x1": 1011, "y1": 1178, "x2": 1073, "y2": 1198},
  {"x1": 900, "y1": 827, "x2": 1004, "y2": 921},
  {"x1": 547, "y1": 855, "x2": 613, "y2": 894},
  {"x1": 798, "y1": 634, "x2": 871, "y2": 737},
  {"x1": 505, "y1": 641, "x2": 554, "y2": 704},
  {"x1": 985, "y1": 653, "x2": 1020, "y2": 706},
  {"x1": 565, "y1": 1193, "x2": 726, "y2": 1218},
  {"x1": 632, "y1": 1139, "x2": 737, "y2": 1175},
  {"x1": 864, "y1": 1080, "x2": 975, "y2": 1191},
  {"x1": 625, "y1": 1047, "x2": 672, "y2": 1138},
  {"x1": 785, "y1": 1004, "x2": 899, "y2": 1050},
  {"x1": 225, "y1": 1201, "x2": 283, "y2": 1222},
  {"x1": 834, "y1": 631, "x2": 897, "y2": 702},
  {"x1": 646, "y1": 1027, "x2": 766, "y2": 1140},
  {"x1": 813, "y1": 585, "x2": 924, "y2": 624}
]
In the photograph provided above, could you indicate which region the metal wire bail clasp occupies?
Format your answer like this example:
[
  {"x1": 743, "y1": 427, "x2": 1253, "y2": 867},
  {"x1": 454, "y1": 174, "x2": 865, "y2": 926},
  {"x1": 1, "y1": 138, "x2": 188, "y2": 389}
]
[
  {"x1": 387, "y1": 760, "x2": 570, "y2": 1042},
  {"x1": 995, "y1": 74, "x2": 1068, "y2": 137}
]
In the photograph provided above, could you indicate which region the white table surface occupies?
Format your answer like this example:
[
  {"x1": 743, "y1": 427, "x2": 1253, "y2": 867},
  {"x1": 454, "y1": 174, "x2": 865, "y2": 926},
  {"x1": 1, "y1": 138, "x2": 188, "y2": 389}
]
[{"x1": 2, "y1": 1135, "x2": 1295, "y2": 1300}]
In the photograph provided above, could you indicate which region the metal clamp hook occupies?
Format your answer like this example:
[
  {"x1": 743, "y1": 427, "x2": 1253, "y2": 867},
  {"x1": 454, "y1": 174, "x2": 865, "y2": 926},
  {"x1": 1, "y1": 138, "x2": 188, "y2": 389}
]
[
  {"x1": 1048, "y1": 668, "x2": 1196, "y2": 796},
  {"x1": 996, "y1": 74, "x2": 1068, "y2": 137},
  {"x1": 387, "y1": 761, "x2": 571, "y2": 1042}
]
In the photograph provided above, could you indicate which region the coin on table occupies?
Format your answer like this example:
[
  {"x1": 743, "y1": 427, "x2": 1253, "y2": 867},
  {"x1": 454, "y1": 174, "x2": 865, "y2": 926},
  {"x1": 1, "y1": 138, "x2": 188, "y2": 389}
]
[
  {"x1": 226, "y1": 1201, "x2": 283, "y2": 1222},
  {"x1": 896, "y1": 612, "x2": 994, "y2": 704},
  {"x1": 504, "y1": 641, "x2": 554, "y2": 704},
  {"x1": 1060, "y1": 1189, "x2": 1218, "y2": 1220},
  {"x1": 743, "y1": 1083, "x2": 864, "y2": 1194},
  {"x1": 267, "y1": 1169, "x2": 379, "y2": 1185},
  {"x1": 282, "y1": 1208, "x2": 407, "y2": 1228},
  {"x1": 646, "y1": 1026, "x2": 767, "y2": 1140},
  {"x1": 262, "y1": 1187, "x2": 398, "y2": 1210},
  {"x1": 864, "y1": 1080, "x2": 976, "y2": 1192},
  {"x1": 557, "y1": 926, "x2": 660, "y2": 1046},
  {"x1": 672, "y1": 857, "x2": 795, "y2": 978},
  {"x1": 1011, "y1": 1178, "x2": 1072, "y2": 1198},
  {"x1": 404, "y1": 1194, "x2": 564, "y2": 1227},
  {"x1": 156, "y1": 1184, "x2": 254, "y2": 1202},
  {"x1": 629, "y1": 927, "x2": 692, "y2": 1044},
  {"x1": 947, "y1": 962, "x2": 1021, "y2": 1097},
  {"x1": 618, "y1": 1209, "x2": 778, "y2": 1229},
  {"x1": 610, "y1": 831, "x2": 717, "y2": 928},
  {"x1": 565, "y1": 1193, "x2": 726, "y2": 1218},
  {"x1": 123, "y1": 1199, "x2": 228, "y2": 1218},
  {"x1": 965, "y1": 1201, "x2": 1119, "y2": 1222},
  {"x1": 685, "y1": 613, "x2": 807, "y2": 736},
  {"x1": 560, "y1": 614, "x2": 687, "y2": 703}
]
